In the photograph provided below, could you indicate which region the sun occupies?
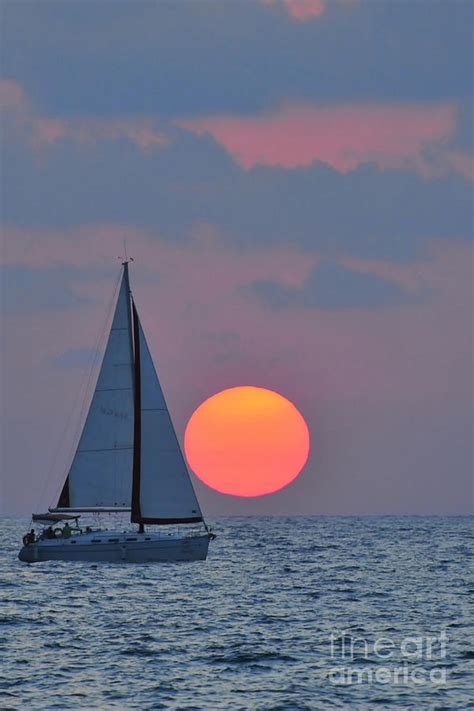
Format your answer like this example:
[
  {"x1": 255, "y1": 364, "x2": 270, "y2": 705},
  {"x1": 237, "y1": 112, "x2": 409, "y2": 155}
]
[{"x1": 184, "y1": 386, "x2": 310, "y2": 497}]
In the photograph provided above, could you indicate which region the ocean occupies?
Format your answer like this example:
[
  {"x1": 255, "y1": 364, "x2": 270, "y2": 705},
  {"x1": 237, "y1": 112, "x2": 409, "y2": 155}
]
[{"x1": 1, "y1": 516, "x2": 472, "y2": 709}]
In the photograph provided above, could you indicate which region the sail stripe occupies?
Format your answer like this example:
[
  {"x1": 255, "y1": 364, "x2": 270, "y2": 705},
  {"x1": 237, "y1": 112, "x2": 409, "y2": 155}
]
[{"x1": 78, "y1": 446, "x2": 133, "y2": 453}]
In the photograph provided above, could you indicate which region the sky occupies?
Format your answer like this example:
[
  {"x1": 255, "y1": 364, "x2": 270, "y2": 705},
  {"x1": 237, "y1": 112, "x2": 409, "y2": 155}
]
[{"x1": 0, "y1": 0, "x2": 472, "y2": 516}]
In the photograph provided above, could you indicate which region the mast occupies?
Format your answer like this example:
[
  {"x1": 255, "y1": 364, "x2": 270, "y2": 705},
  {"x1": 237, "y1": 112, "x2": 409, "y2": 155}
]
[
  {"x1": 125, "y1": 261, "x2": 145, "y2": 531},
  {"x1": 122, "y1": 260, "x2": 134, "y2": 365},
  {"x1": 130, "y1": 299, "x2": 142, "y2": 524}
]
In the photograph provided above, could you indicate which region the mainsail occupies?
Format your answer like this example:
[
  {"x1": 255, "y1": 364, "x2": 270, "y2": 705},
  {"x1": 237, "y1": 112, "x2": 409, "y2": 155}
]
[
  {"x1": 57, "y1": 262, "x2": 203, "y2": 526},
  {"x1": 58, "y1": 267, "x2": 134, "y2": 508}
]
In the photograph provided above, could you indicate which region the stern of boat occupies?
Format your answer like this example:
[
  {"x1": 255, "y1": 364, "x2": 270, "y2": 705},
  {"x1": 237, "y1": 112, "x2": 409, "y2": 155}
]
[{"x1": 18, "y1": 545, "x2": 37, "y2": 563}]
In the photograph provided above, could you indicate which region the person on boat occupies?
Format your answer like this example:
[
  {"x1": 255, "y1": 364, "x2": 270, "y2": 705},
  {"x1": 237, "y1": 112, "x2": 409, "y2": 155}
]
[
  {"x1": 27, "y1": 529, "x2": 35, "y2": 544},
  {"x1": 62, "y1": 522, "x2": 72, "y2": 538},
  {"x1": 43, "y1": 526, "x2": 54, "y2": 539}
]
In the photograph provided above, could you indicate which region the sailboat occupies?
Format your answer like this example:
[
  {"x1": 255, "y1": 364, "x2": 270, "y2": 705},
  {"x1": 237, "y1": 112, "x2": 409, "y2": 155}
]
[{"x1": 19, "y1": 261, "x2": 214, "y2": 563}]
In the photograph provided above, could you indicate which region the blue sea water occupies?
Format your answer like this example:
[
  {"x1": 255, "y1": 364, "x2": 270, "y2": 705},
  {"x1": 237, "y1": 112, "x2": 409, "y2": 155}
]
[{"x1": 0, "y1": 516, "x2": 472, "y2": 710}]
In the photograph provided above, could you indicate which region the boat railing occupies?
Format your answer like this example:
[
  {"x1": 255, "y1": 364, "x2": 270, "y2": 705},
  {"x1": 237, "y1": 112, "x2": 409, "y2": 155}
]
[{"x1": 29, "y1": 523, "x2": 206, "y2": 543}]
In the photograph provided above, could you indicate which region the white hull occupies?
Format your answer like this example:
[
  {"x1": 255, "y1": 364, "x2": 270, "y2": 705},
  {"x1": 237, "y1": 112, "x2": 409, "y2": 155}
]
[{"x1": 19, "y1": 530, "x2": 210, "y2": 563}]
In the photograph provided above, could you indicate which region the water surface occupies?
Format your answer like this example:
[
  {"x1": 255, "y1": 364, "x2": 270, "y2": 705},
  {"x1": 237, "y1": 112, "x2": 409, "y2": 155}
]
[{"x1": 1, "y1": 516, "x2": 472, "y2": 709}]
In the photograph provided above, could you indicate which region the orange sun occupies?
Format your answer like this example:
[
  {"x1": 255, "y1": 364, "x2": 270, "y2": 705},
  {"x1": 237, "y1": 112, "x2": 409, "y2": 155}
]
[{"x1": 184, "y1": 386, "x2": 310, "y2": 497}]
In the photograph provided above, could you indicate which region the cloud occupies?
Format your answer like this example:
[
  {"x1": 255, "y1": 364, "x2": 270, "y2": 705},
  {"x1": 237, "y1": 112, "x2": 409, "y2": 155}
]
[
  {"x1": 0, "y1": 264, "x2": 94, "y2": 314},
  {"x1": 4, "y1": 79, "x2": 468, "y2": 182},
  {"x1": 2, "y1": 1, "x2": 471, "y2": 119},
  {"x1": 0, "y1": 79, "x2": 169, "y2": 152},
  {"x1": 243, "y1": 261, "x2": 423, "y2": 311},
  {"x1": 0, "y1": 78, "x2": 27, "y2": 110},
  {"x1": 2, "y1": 134, "x2": 471, "y2": 265},
  {"x1": 0, "y1": 222, "x2": 315, "y2": 289},
  {"x1": 242, "y1": 239, "x2": 472, "y2": 312},
  {"x1": 444, "y1": 150, "x2": 474, "y2": 182},
  {"x1": 178, "y1": 102, "x2": 471, "y2": 179},
  {"x1": 260, "y1": 0, "x2": 356, "y2": 22},
  {"x1": 261, "y1": 0, "x2": 326, "y2": 21},
  {"x1": 33, "y1": 116, "x2": 169, "y2": 152},
  {"x1": 2, "y1": 83, "x2": 471, "y2": 269}
]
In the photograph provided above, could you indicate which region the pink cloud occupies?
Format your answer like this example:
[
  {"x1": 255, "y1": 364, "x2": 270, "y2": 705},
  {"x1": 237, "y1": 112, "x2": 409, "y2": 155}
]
[
  {"x1": 0, "y1": 78, "x2": 27, "y2": 111},
  {"x1": 282, "y1": 0, "x2": 326, "y2": 19},
  {"x1": 1, "y1": 79, "x2": 169, "y2": 153},
  {"x1": 337, "y1": 239, "x2": 473, "y2": 294},
  {"x1": 262, "y1": 0, "x2": 326, "y2": 21},
  {"x1": 260, "y1": 0, "x2": 354, "y2": 21},
  {"x1": 0, "y1": 223, "x2": 315, "y2": 288},
  {"x1": 34, "y1": 117, "x2": 68, "y2": 145},
  {"x1": 3, "y1": 80, "x2": 468, "y2": 179},
  {"x1": 177, "y1": 102, "x2": 472, "y2": 179},
  {"x1": 32, "y1": 116, "x2": 169, "y2": 151}
]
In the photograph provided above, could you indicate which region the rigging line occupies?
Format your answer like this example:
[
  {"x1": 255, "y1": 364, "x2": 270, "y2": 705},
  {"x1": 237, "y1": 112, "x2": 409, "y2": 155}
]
[{"x1": 45, "y1": 269, "x2": 123, "y2": 510}]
